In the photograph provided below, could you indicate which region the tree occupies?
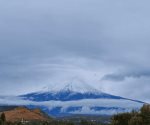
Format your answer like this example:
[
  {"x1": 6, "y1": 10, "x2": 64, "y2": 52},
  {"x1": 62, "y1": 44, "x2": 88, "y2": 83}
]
[
  {"x1": 140, "y1": 104, "x2": 150, "y2": 125},
  {"x1": 0, "y1": 113, "x2": 6, "y2": 122},
  {"x1": 111, "y1": 113, "x2": 132, "y2": 125},
  {"x1": 128, "y1": 116, "x2": 143, "y2": 125},
  {"x1": 80, "y1": 119, "x2": 91, "y2": 125},
  {"x1": 0, "y1": 113, "x2": 6, "y2": 125}
]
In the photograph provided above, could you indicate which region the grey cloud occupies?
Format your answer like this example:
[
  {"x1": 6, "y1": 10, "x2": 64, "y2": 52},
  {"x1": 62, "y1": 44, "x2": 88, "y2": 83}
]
[{"x1": 0, "y1": 0, "x2": 150, "y2": 102}]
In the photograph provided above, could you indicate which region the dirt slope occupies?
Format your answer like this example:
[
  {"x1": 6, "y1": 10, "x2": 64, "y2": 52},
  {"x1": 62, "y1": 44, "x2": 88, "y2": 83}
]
[{"x1": 2, "y1": 107, "x2": 49, "y2": 122}]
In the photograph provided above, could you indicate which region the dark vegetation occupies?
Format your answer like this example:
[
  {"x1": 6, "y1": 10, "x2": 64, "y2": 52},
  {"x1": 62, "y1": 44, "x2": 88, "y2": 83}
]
[
  {"x1": 0, "y1": 113, "x2": 6, "y2": 125},
  {"x1": 0, "y1": 104, "x2": 150, "y2": 125},
  {"x1": 111, "y1": 104, "x2": 150, "y2": 125}
]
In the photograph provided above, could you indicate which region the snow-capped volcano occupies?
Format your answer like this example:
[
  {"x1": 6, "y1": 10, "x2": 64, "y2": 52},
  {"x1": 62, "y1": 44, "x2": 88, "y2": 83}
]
[
  {"x1": 19, "y1": 81, "x2": 144, "y2": 116},
  {"x1": 21, "y1": 82, "x2": 124, "y2": 101}
]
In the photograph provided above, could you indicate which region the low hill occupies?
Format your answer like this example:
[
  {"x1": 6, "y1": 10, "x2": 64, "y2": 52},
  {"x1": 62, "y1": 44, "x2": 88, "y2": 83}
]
[{"x1": 0, "y1": 107, "x2": 50, "y2": 122}]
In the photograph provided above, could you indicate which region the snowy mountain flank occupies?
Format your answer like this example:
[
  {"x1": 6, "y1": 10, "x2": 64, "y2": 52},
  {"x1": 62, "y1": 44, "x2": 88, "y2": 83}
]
[
  {"x1": 21, "y1": 82, "x2": 125, "y2": 102},
  {"x1": 19, "y1": 82, "x2": 144, "y2": 116}
]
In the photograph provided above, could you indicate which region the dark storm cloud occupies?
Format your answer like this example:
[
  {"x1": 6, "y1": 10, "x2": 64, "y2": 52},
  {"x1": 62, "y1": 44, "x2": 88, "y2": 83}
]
[
  {"x1": 102, "y1": 70, "x2": 150, "y2": 82},
  {"x1": 0, "y1": 0, "x2": 150, "y2": 102}
]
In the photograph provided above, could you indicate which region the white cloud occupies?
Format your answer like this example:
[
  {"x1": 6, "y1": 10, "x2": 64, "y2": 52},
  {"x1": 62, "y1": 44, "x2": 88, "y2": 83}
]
[{"x1": 0, "y1": 96, "x2": 143, "y2": 115}]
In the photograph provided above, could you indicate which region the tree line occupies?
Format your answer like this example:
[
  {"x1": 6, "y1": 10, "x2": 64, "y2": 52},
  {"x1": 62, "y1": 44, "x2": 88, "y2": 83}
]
[{"x1": 111, "y1": 104, "x2": 150, "y2": 125}]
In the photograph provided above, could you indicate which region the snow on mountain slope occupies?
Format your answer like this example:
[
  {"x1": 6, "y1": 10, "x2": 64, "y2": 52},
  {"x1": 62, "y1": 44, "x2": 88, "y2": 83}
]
[
  {"x1": 59, "y1": 81, "x2": 99, "y2": 93},
  {"x1": 40, "y1": 80, "x2": 100, "y2": 93},
  {"x1": 21, "y1": 82, "x2": 124, "y2": 101}
]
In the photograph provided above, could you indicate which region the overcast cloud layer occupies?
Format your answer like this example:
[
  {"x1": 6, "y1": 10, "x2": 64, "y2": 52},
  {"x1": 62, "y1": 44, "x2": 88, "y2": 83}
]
[{"x1": 0, "y1": 0, "x2": 150, "y2": 102}]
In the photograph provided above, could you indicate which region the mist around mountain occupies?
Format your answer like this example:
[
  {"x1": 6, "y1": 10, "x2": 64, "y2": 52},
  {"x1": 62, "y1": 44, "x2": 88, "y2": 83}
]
[
  {"x1": 0, "y1": 81, "x2": 144, "y2": 117},
  {"x1": 17, "y1": 82, "x2": 144, "y2": 117}
]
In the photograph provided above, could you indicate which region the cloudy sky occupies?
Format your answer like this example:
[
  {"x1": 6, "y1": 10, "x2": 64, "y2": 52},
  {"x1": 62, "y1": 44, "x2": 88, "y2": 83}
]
[{"x1": 0, "y1": 0, "x2": 150, "y2": 102}]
